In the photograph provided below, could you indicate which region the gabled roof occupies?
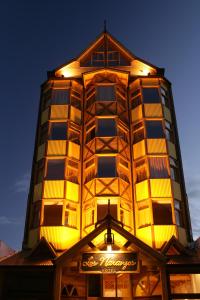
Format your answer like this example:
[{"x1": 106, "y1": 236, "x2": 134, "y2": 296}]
[
  {"x1": 52, "y1": 31, "x2": 163, "y2": 78},
  {"x1": 161, "y1": 235, "x2": 192, "y2": 256},
  {"x1": 55, "y1": 216, "x2": 166, "y2": 265},
  {"x1": 28, "y1": 237, "x2": 57, "y2": 260}
]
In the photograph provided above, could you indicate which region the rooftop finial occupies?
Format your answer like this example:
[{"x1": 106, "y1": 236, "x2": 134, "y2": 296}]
[{"x1": 104, "y1": 20, "x2": 107, "y2": 33}]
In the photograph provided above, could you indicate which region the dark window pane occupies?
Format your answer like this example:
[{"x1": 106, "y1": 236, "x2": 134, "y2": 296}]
[
  {"x1": 88, "y1": 275, "x2": 101, "y2": 297},
  {"x1": 43, "y1": 205, "x2": 62, "y2": 225},
  {"x1": 98, "y1": 157, "x2": 116, "y2": 177},
  {"x1": 149, "y1": 157, "x2": 169, "y2": 178},
  {"x1": 97, "y1": 204, "x2": 117, "y2": 221},
  {"x1": 143, "y1": 88, "x2": 160, "y2": 103},
  {"x1": 96, "y1": 86, "x2": 115, "y2": 101},
  {"x1": 97, "y1": 119, "x2": 116, "y2": 136},
  {"x1": 153, "y1": 203, "x2": 173, "y2": 225},
  {"x1": 146, "y1": 121, "x2": 164, "y2": 138},
  {"x1": 49, "y1": 123, "x2": 67, "y2": 140},
  {"x1": 86, "y1": 128, "x2": 96, "y2": 143},
  {"x1": 46, "y1": 160, "x2": 65, "y2": 179},
  {"x1": 133, "y1": 129, "x2": 144, "y2": 143},
  {"x1": 51, "y1": 90, "x2": 70, "y2": 104}
]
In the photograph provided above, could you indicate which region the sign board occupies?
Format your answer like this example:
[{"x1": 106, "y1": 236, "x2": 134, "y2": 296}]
[{"x1": 80, "y1": 252, "x2": 138, "y2": 273}]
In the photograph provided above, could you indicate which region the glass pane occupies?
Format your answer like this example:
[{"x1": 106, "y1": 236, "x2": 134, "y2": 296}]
[
  {"x1": 146, "y1": 121, "x2": 164, "y2": 138},
  {"x1": 143, "y1": 88, "x2": 160, "y2": 103},
  {"x1": 51, "y1": 90, "x2": 70, "y2": 104},
  {"x1": 88, "y1": 275, "x2": 101, "y2": 297},
  {"x1": 98, "y1": 157, "x2": 116, "y2": 177},
  {"x1": 149, "y1": 157, "x2": 169, "y2": 178},
  {"x1": 97, "y1": 119, "x2": 116, "y2": 136},
  {"x1": 49, "y1": 123, "x2": 67, "y2": 140},
  {"x1": 96, "y1": 86, "x2": 115, "y2": 101},
  {"x1": 46, "y1": 159, "x2": 65, "y2": 179},
  {"x1": 43, "y1": 205, "x2": 62, "y2": 225},
  {"x1": 170, "y1": 274, "x2": 200, "y2": 293},
  {"x1": 103, "y1": 274, "x2": 116, "y2": 297},
  {"x1": 153, "y1": 203, "x2": 173, "y2": 225}
]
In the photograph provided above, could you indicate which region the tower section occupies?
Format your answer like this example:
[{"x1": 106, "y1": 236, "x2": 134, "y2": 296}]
[
  {"x1": 82, "y1": 69, "x2": 134, "y2": 236},
  {"x1": 25, "y1": 79, "x2": 83, "y2": 250},
  {"x1": 130, "y1": 77, "x2": 191, "y2": 248}
]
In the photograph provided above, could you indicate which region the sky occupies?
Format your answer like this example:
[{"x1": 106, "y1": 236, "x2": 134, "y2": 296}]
[{"x1": 0, "y1": 0, "x2": 200, "y2": 250}]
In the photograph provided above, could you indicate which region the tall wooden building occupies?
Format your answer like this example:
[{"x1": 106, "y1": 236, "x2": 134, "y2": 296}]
[{"x1": 1, "y1": 31, "x2": 200, "y2": 300}]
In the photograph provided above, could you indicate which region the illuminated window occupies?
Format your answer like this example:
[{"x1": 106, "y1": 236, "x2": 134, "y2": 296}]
[
  {"x1": 135, "y1": 159, "x2": 148, "y2": 182},
  {"x1": 43, "y1": 205, "x2": 62, "y2": 226},
  {"x1": 97, "y1": 204, "x2": 117, "y2": 221},
  {"x1": 170, "y1": 158, "x2": 179, "y2": 181},
  {"x1": 142, "y1": 88, "x2": 160, "y2": 103},
  {"x1": 149, "y1": 157, "x2": 169, "y2": 178},
  {"x1": 146, "y1": 121, "x2": 164, "y2": 138},
  {"x1": 96, "y1": 86, "x2": 115, "y2": 101},
  {"x1": 49, "y1": 123, "x2": 67, "y2": 140},
  {"x1": 174, "y1": 199, "x2": 182, "y2": 226},
  {"x1": 51, "y1": 89, "x2": 70, "y2": 105},
  {"x1": 70, "y1": 106, "x2": 81, "y2": 125},
  {"x1": 68, "y1": 128, "x2": 80, "y2": 144},
  {"x1": 65, "y1": 204, "x2": 77, "y2": 228},
  {"x1": 46, "y1": 159, "x2": 65, "y2": 180},
  {"x1": 97, "y1": 119, "x2": 116, "y2": 136},
  {"x1": 131, "y1": 90, "x2": 142, "y2": 109},
  {"x1": 153, "y1": 202, "x2": 173, "y2": 225},
  {"x1": 86, "y1": 127, "x2": 95, "y2": 143},
  {"x1": 97, "y1": 157, "x2": 116, "y2": 177},
  {"x1": 133, "y1": 122, "x2": 144, "y2": 144}
]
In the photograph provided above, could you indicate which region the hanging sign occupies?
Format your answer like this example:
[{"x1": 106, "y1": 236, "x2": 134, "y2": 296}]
[{"x1": 80, "y1": 252, "x2": 138, "y2": 273}]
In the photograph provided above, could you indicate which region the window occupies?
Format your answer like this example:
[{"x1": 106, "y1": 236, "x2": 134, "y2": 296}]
[
  {"x1": 35, "y1": 159, "x2": 44, "y2": 184},
  {"x1": 133, "y1": 122, "x2": 144, "y2": 144},
  {"x1": 142, "y1": 88, "x2": 160, "y2": 103},
  {"x1": 65, "y1": 204, "x2": 77, "y2": 228},
  {"x1": 149, "y1": 157, "x2": 169, "y2": 178},
  {"x1": 51, "y1": 89, "x2": 70, "y2": 104},
  {"x1": 131, "y1": 94, "x2": 142, "y2": 109},
  {"x1": 170, "y1": 158, "x2": 179, "y2": 181},
  {"x1": 43, "y1": 205, "x2": 62, "y2": 225},
  {"x1": 46, "y1": 159, "x2": 65, "y2": 180},
  {"x1": 165, "y1": 120, "x2": 174, "y2": 142},
  {"x1": 174, "y1": 199, "x2": 182, "y2": 226},
  {"x1": 97, "y1": 157, "x2": 116, "y2": 177},
  {"x1": 152, "y1": 202, "x2": 173, "y2": 225},
  {"x1": 135, "y1": 159, "x2": 148, "y2": 182},
  {"x1": 161, "y1": 86, "x2": 169, "y2": 107},
  {"x1": 86, "y1": 127, "x2": 95, "y2": 143},
  {"x1": 118, "y1": 128, "x2": 128, "y2": 143},
  {"x1": 97, "y1": 119, "x2": 116, "y2": 136},
  {"x1": 49, "y1": 123, "x2": 67, "y2": 140},
  {"x1": 146, "y1": 121, "x2": 164, "y2": 138},
  {"x1": 39, "y1": 122, "x2": 48, "y2": 145},
  {"x1": 68, "y1": 128, "x2": 80, "y2": 144},
  {"x1": 96, "y1": 86, "x2": 115, "y2": 101},
  {"x1": 97, "y1": 204, "x2": 117, "y2": 221},
  {"x1": 31, "y1": 203, "x2": 41, "y2": 228}
]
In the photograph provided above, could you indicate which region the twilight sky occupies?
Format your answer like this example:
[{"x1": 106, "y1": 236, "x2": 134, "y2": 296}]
[{"x1": 0, "y1": 0, "x2": 200, "y2": 250}]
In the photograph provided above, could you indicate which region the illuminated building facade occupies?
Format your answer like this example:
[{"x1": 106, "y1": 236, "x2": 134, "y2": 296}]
[{"x1": 1, "y1": 31, "x2": 200, "y2": 300}]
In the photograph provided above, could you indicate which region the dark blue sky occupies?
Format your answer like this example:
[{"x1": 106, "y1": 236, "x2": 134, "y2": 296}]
[{"x1": 1, "y1": 0, "x2": 200, "y2": 250}]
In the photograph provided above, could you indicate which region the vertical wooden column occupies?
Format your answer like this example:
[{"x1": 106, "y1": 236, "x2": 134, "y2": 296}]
[
  {"x1": 160, "y1": 265, "x2": 169, "y2": 300},
  {"x1": 53, "y1": 265, "x2": 62, "y2": 300}
]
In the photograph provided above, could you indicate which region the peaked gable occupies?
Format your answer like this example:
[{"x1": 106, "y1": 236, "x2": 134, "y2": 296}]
[
  {"x1": 28, "y1": 237, "x2": 57, "y2": 260},
  {"x1": 55, "y1": 218, "x2": 166, "y2": 266},
  {"x1": 161, "y1": 236, "x2": 192, "y2": 256}
]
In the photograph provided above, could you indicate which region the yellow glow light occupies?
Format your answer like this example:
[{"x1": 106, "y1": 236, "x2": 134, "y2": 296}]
[{"x1": 107, "y1": 244, "x2": 112, "y2": 252}]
